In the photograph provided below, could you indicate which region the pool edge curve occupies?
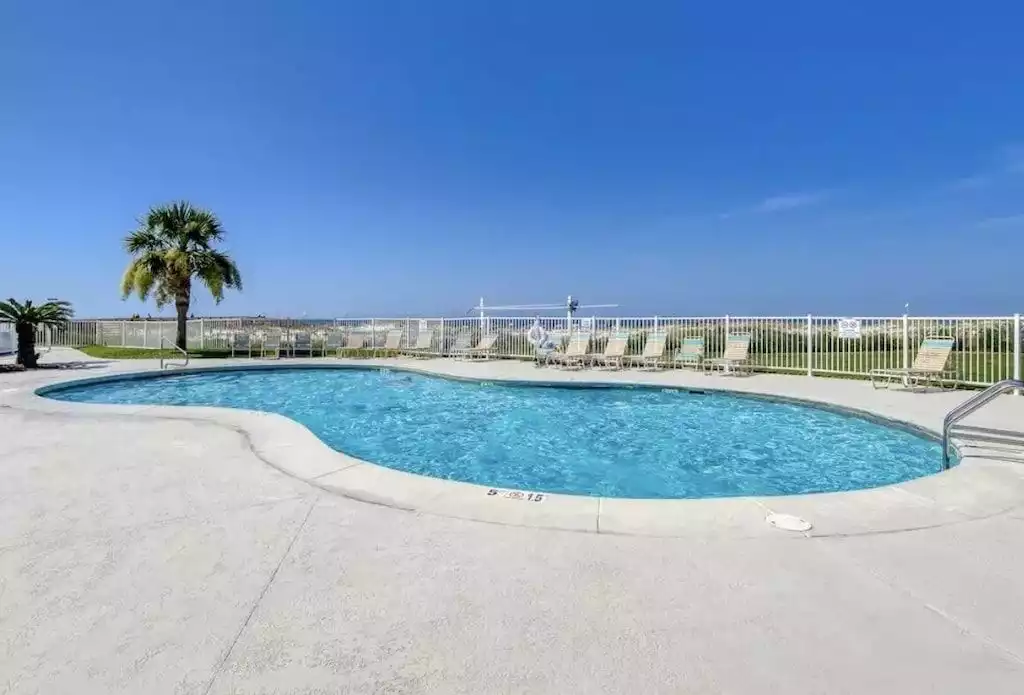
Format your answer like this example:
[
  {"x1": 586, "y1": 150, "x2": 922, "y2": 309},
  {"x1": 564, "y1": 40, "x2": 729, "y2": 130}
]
[{"x1": 15, "y1": 360, "x2": 994, "y2": 539}]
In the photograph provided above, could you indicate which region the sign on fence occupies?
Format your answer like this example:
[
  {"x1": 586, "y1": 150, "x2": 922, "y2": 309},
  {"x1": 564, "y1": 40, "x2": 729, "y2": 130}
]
[{"x1": 837, "y1": 318, "x2": 862, "y2": 339}]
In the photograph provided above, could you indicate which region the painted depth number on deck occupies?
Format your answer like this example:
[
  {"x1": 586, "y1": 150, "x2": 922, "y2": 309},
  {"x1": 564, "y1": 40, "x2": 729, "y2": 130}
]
[{"x1": 487, "y1": 488, "x2": 545, "y2": 503}]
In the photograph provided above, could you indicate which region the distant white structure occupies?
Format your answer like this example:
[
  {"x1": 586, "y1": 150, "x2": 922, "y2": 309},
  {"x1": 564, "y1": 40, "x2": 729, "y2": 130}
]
[{"x1": 470, "y1": 295, "x2": 619, "y2": 326}]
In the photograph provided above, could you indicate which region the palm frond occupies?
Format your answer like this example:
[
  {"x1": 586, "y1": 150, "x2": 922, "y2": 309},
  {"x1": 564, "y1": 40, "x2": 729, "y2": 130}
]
[
  {"x1": 0, "y1": 298, "x2": 74, "y2": 326},
  {"x1": 123, "y1": 228, "x2": 165, "y2": 254},
  {"x1": 193, "y1": 249, "x2": 243, "y2": 302},
  {"x1": 153, "y1": 283, "x2": 173, "y2": 308},
  {"x1": 0, "y1": 298, "x2": 26, "y2": 321},
  {"x1": 123, "y1": 200, "x2": 241, "y2": 313},
  {"x1": 35, "y1": 300, "x2": 74, "y2": 326},
  {"x1": 184, "y1": 209, "x2": 225, "y2": 245},
  {"x1": 121, "y1": 252, "x2": 168, "y2": 300}
]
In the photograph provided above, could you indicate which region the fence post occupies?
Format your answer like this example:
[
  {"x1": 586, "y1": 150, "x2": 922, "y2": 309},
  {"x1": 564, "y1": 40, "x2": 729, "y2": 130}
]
[
  {"x1": 371, "y1": 318, "x2": 376, "y2": 352},
  {"x1": 806, "y1": 314, "x2": 813, "y2": 377},
  {"x1": 902, "y1": 314, "x2": 910, "y2": 371},
  {"x1": 1014, "y1": 313, "x2": 1021, "y2": 395},
  {"x1": 724, "y1": 314, "x2": 730, "y2": 338},
  {"x1": 199, "y1": 318, "x2": 205, "y2": 350},
  {"x1": 143, "y1": 320, "x2": 148, "y2": 348}
]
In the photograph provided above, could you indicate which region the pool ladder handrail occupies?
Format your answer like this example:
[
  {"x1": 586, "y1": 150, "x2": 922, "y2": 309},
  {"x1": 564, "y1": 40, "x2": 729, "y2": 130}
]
[
  {"x1": 942, "y1": 379, "x2": 1023, "y2": 470},
  {"x1": 159, "y1": 336, "x2": 190, "y2": 370}
]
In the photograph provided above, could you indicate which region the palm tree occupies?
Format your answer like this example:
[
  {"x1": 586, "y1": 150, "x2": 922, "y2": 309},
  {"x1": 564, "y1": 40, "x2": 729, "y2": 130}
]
[
  {"x1": 121, "y1": 202, "x2": 242, "y2": 350},
  {"x1": 0, "y1": 298, "x2": 74, "y2": 368}
]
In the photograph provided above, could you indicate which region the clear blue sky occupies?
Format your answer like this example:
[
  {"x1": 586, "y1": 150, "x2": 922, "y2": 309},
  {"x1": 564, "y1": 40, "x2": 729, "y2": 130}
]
[{"x1": 3, "y1": 0, "x2": 1023, "y2": 318}]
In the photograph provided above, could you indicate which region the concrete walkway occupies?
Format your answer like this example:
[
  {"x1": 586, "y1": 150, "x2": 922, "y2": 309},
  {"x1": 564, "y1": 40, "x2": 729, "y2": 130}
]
[{"x1": 3, "y1": 349, "x2": 1024, "y2": 694}]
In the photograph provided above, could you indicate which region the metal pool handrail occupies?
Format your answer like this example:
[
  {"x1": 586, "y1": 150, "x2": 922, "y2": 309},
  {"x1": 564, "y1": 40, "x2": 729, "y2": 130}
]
[
  {"x1": 159, "y1": 336, "x2": 190, "y2": 370},
  {"x1": 942, "y1": 379, "x2": 1023, "y2": 469}
]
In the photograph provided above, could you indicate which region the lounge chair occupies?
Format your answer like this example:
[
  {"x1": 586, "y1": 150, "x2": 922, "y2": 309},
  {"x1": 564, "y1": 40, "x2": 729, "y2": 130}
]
[
  {"x1": 291, "y1": 331, "x2": 312, "y2": 358},
  {"x1": 321, "y1": 330, "x2": 344, "y2": 357},
  {"x1": 378, "y1": 329, "x2": 404, "y2": 357},
  {"x1": 338, "y1": 332, "x2": 365, "y2": 357},
  {"x1": 535, "y1": 331, "x2": 566, "y2": 367},
  {"x1": 448, "y1": 331, "x2": 475, "y2": 359},
  {"x1": 553, "y1": 332, "x2": 592, "y2": 370},
  {"x1": 704, "y1": 334, "x2": 751, "y2": 375},
  {"x1": 594, "y1": 331, "x2": 629, "y2": 370},
  {"x1": 635, "y1": 331, "x2": 667, "y2": 370},
  {"x1": 404, "y1": 329, "x2": 434, "y2": 358},
  {"x1": 261, "y1": 331, "x2": 282, "y2": 359},
  {"x1": 671, "y1": 337, "x2": 705, "y2": 370},
  {"x1": 230, "y1": 332, "x2": 252, "y2": 358},
  {"x1": 870, "y1": 337, "x2": 956, "y2": 391},
  {"x1": 464, "y1": 333, "x2": 500, "y2": 361}
]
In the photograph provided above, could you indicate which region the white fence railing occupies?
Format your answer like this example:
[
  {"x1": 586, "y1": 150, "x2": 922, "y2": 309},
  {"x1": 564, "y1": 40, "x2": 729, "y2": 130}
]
[
  {"x1": 0, "y1": 322, "x2": 14, "y2": 356},
  {"x1": 20, "y1": 314, "x2": 1024, "y2": 387}
]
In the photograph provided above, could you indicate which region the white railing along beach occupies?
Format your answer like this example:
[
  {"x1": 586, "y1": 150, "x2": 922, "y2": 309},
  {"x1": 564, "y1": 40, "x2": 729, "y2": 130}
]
[{"x1": 7, "y1": 313, "x2": 1023, "y2": 387}]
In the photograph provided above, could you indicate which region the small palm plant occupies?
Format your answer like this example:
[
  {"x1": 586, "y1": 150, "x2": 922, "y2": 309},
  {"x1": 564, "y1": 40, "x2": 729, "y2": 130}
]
[
  {"x1": 121, "y1": 201, "x2": 243, "y2": 350},
  {"x1": 0, "y1": 298, "x2": 74, "y2": 368}
]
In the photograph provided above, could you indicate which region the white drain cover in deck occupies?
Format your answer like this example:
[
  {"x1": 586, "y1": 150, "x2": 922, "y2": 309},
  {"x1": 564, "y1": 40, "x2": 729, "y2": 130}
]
[{"x1": 766, "y1": 512, "x2": 812, "y2": 532}]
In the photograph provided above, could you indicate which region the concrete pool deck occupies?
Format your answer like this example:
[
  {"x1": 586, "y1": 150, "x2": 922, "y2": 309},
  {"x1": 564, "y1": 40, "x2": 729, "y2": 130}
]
[{"x1": 3, "y1": 348, "x2": 1024, "y2": 693}]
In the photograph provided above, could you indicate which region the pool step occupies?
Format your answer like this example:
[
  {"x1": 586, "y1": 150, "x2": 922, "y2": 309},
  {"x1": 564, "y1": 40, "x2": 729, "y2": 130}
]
[{"x1": 950, "y1": 425, "x2": 1024, "y2": 462}]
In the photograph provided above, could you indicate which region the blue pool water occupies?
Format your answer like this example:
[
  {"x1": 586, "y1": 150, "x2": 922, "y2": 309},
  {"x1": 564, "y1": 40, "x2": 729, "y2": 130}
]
[{"x1": 45, "y1": 368, "x2": 944, "y2": 499}]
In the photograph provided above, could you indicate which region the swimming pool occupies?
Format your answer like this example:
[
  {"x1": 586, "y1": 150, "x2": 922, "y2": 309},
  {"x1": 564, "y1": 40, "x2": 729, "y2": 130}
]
[{"x1": 44, "y1": 367, "x2": 944, "y2": 499}]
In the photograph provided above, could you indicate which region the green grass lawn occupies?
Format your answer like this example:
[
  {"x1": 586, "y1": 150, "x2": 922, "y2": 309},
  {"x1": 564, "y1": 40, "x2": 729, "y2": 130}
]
[
  {"x1": 78, "y1": 345, "x2": 397, "y2": 360},
  {"x1": 745, "y1": 350, "x2": 1021, "y2": 384},
  {"x1": 79, "y1": 345, "x2": 233, "y2": 359}
]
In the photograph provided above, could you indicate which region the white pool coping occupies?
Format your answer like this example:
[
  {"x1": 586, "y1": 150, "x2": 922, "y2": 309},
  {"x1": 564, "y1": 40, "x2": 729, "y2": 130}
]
[{"x1": 7, "y1": 353, "x2": 1024, "y2": 539}]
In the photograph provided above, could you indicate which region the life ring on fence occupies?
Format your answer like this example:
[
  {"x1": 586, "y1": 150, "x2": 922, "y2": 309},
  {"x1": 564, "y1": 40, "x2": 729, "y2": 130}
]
[{"x1": 527, "y1": 321, "x2": 548, "y2": 346}]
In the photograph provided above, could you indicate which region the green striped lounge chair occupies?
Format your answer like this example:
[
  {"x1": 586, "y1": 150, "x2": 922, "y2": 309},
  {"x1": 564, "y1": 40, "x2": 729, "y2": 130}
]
[{"x1": 671, "y1": 337, "x2": 705, "y2": 370}]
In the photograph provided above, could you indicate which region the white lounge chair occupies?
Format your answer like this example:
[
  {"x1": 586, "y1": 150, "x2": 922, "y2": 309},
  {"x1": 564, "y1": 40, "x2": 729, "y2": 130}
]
[
  {"x1": 636, "y1": 331, "x2": 666, "y2": 370},
  {"x1": 338, "y1": 332, "x2": 365, "y2": 357},
  {"x1": 535, "y1": 330, "x2": 566, "y2": 366},
  {"x1": 404, "y1": 329, "x2": 434, "y2": 358},
  {"x1": 291, "y1": 331, "x2": 313, "y2": 357},
  {"x1": 464, "y1": 333, "x2": 500, "y2": 361},
  {"x1": 261, "y1": 331, "x2": 282, "y2": 359},
  {"x1": 379, "y1": 329, "x2": 404, "y2": 357},
  {"x1": 230, "y1": 332, "x2": 253, "y2": 358},
  {"x1": 553, "y1": 332, "x2": 592, "y2": 370},
  {"x1": 704, "y1": 334, "x2": 751, "y2": 375},
  {"x1": 321, "y1": 331, "x2": 344, "y2": 357},
  {"x1": 449, "y1": 331, "x2": 476, "y2": 359},
  {"x1": 870, "y1": 337, "x2": 956, "y2": 391},
  {"x1": 448, "y1": 333, "x2": 475, "y2": 362},
  {"x1": 594, "y1": 331, "x2": 629, "y2": 370}
]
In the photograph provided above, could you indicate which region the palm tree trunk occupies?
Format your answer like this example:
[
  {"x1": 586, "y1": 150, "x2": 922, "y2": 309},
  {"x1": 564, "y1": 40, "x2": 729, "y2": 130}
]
[
  {"x1": 175, "y1": 297, "x2": 190, "y2": 351},
  {"x1": 15, "y1": 323, "x2": 37, "y2": 368}
]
